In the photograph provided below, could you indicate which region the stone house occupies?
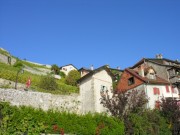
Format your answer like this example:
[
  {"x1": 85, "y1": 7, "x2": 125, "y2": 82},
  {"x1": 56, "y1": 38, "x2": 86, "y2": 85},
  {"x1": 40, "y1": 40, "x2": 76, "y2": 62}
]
[
  {"x1": 59, "y1": 64, "x2": 78, "y2": 75},
  {"x1": 117, "y1": 66, "x2": 179, "y2": 109},
  {"x1": 131, "y1": 55, "x2": 180, "y2": 97},
  {"x1": 78, "y1": 65, "x2": 114, "y2": 114}
]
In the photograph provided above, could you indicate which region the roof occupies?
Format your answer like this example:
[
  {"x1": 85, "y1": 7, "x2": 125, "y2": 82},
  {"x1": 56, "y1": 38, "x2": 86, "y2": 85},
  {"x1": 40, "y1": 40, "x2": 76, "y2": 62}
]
[
  {"x1": 125, "y1": 68, "x2": 170, "y2": 85},
  {"x1": 132, "y1": 58, "x2": 180, "y2": 68},
  {"x1": 78, "y1": 67, "x2": 92, "y2": 72},
  {"x1": 78, "y1": 65, "x2": 115, "y2": 83},
  {"x1": 59, "y1": 64, "x2": 78, "y2": 70}
]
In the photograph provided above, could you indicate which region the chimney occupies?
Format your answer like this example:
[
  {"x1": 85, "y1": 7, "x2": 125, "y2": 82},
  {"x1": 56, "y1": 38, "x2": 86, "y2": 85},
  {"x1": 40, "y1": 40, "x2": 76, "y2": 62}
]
[
  {"x1": 90, "y1": 65, "x2": 94, "y2": 70},
  {"x1": 156, "y1": 54, "x2": 163, "y2": 59},
  {"x1": 138, "y1": 65, "x2": 144, "y2": 77}
]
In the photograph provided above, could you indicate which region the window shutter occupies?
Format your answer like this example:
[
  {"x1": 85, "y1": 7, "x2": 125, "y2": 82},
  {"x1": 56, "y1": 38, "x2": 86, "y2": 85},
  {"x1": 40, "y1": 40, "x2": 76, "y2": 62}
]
[
  {"x1": 166, "y1": 85, "x2": 169, "y2": 92},
  {"x1": 171, "y1": 86, "x2": 174, "y2": 93},
  {"x1": 157, "y1": 88, "x2": 160, "y2": 95},
  {"x1": 153, "y1": 87, "x2": 160, "y2": 95},
  {"x1": 153, "y1": 88, "x2": 156, "y2": 95}
]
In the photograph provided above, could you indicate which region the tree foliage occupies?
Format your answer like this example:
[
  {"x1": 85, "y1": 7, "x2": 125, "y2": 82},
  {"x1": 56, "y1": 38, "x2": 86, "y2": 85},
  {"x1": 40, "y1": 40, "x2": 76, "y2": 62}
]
[
  {"x1": 100, "y1": 89, "x2": 149, "y2": 119},
  {"x1": 13, "y1": 60, "x2": 24, "y2": 68},
  {"x1": 39, "y1": 75, "x2": 58, "y2": 90},
  {"x1": 160, "y1": 97, "x2": 180, "y2": 134},
  {"x1": 51, "y1": 64, "x2": 60, "y2": 75},
  {"x1": 65, "y1": 70, "x2": 80, "y2": 86}
]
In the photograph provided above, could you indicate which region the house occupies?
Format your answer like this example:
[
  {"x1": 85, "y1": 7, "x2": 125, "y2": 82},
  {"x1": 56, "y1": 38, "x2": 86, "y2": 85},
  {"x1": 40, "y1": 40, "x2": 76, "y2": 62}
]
[
  {"x1": 117, "y1": 66, "x2": 179, "y2": 109},
  {"x1": 78, "y1": 67, "x2": 92, "y2": 77},
  {"x1": 78, "y1": 65, "x2": 114, "y2": 114},
  {"x1": 59, "y1": 64, "x2": 78, "y2": 75},
  {"x1": 131, "y1": 54, "x2": 180, "y2": 97}
]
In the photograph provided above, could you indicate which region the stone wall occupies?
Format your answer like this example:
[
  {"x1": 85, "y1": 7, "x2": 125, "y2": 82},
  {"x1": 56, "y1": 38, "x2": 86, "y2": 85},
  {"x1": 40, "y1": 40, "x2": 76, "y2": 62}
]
[
  {"x1": 0, "y1": 78, "x2": 25, "y2": 89},
  {"x1": 0, "y1": 53, "x2": 16, "y2": 65},
  {"x1": 0, "y1": 88, "x2": 80, "y2": 113}
]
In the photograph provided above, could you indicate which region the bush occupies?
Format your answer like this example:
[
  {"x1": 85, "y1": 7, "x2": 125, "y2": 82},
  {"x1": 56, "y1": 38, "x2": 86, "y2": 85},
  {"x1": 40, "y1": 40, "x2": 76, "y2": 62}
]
[
  {"x1": 128, "y1": 110, "x2": 171, "y2": 135},
  {"x1": 51, "y1": 64, "x2": 60, "y2": 75},
  {"x1": 0, "y1": 102, "x2": 125, "y2": 134},
  {"x1": 13, "y1": 61, "x2": 24, "y2": 68},
  {"x1": 59, "y1": 71, "x2": 66, "y2": 78},
  {"x1": 39, "y1": 75, "x2": 58, "y2": 90},
  {"x1": 65, "y1": 70, "x2": 80, "y2": 86}
]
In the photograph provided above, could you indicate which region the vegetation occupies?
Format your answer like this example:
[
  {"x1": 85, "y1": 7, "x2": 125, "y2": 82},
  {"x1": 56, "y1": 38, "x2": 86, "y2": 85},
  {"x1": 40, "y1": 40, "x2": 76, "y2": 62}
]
[
  {"x1": 13, "y1": 60, "x2": 24, "y2": 68},
  {"x1": 0, "y1": 48, "x2": 10, "y2": 56},
  {"x1": 51, "y1": 64, "x2": 60, "y2": 75},
  {"x1": 59, "y1": 71, "x2": 66, "y2": 78},
  {"x1": 39, "y1": 75, "x2": 58, "y2": 90},
  {"x1": 65, "y1": 70, "x2": 81, "y2": 86},
  {"x1": 160, "y1": 97, "x2": 180, "y2": 134},
  {"x1": 100, "y1": 90, "x2": 171, "y2": 134},
  {"x1": 0, "y1": 62, "x2": 78, "y2": 94},
  {"x1": 21, "y1": 60, "x2": 49, "y2": 69},
  {"x1": 0, "y1": 102, "x2": 124, "y2": 135}
]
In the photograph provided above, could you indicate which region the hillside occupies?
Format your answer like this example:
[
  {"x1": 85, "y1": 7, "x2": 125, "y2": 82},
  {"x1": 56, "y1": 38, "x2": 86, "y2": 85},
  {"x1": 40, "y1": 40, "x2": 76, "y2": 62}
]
[{"x1": 0, "y1": 48, "x2": 79, "y2": 94}]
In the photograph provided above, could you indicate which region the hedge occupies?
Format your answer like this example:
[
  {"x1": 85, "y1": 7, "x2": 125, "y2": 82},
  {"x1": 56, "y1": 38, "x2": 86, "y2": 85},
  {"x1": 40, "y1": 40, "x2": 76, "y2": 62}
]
[{"x1": 0, "y1": 102, "x2": 125, "y2": 135}]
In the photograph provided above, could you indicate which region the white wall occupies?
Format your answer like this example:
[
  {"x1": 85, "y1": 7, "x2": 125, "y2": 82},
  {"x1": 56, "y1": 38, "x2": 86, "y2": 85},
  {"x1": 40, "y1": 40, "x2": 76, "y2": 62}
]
[
  {"x1": 146, "y1": 84, "x2": 179, "y2": 109},
  {"x1": 79, "y1": 76, "x2": 95, "y2": 114},
  {"x1": 93, "y1": 70, "x2": 113, "y2": 113},
  {"x1": 79, "y1": 69, "x2": 113, "y2": 114}
]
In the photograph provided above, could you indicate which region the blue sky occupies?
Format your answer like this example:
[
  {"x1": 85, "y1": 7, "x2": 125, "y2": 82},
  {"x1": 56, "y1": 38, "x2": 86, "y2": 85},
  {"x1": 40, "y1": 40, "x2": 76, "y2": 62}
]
[{"x1": 0, "y1": 0, "x2": 180, "y2": 69}]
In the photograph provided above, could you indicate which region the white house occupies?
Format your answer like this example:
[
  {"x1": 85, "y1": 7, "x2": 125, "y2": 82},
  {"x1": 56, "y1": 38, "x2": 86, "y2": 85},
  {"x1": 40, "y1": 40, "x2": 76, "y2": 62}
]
[
  {"x1": 117, "y1": 66, "x2": 179, "y2": 109},
  {"x1": 59, "y1": 64, "x2": 78, "y2": 75},
  {"x1": 78, "y1": 65, "x2": 114, "y2": 114}
]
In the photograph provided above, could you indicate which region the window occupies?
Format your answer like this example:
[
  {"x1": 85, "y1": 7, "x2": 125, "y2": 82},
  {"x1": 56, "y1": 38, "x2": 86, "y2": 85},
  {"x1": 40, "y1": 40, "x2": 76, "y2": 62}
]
[
  {"x1": 153, "y1": 87, "x2": 160, "y2": 95},
  {"x1": 100, "y1": 85, "x2": 107, "y2": 93},
  {"x1": 166, "y1": 85, "x2": 169, "y2": 93},
  {"x1": 8, "y1": 56, "x2": 11, "y2": 65},
  {"x1": 128, "y1": 77, "x2": 135, "y2": 85},
  {"x1": 63, "y1": 68, "x2": 67, "y2": 71},
  {"x1": 149, "y1": 73, "x2": 155, "y2": 79}
]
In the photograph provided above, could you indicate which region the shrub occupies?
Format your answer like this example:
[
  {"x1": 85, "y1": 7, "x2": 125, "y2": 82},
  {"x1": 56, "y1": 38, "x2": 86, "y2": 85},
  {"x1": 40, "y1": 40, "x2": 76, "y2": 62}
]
[
  {"x1": 0, "y1": 102, "x2": 125, "y2": 134},
  {"x1": 51, "y1": 64, "x2": 60, "y2": 75},
  {"x1": 128, "y1": 110, "x2": 171, "y2": 135},
  {"x1": 59, "y1": 71, "x2": 66, "y2": 78},
  {"x1": 160, "y1": 97, "x2": 180, "y2": 134},
  {"x1": 39, "y1": 75, "x2": 58, "y2": 90},
  {"x1": 13, "y1": 61, "x2": 24, "y2": 68},
  {"x1": 65, "y1": 70, "x2": 80, "y2": 86}
]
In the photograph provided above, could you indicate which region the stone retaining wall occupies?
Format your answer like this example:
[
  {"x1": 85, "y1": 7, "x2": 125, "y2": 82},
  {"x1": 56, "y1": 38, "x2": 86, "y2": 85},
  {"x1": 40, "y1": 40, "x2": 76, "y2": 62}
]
[{"x1": 0, "y1": 88, "x2": 80, "y2": 113}]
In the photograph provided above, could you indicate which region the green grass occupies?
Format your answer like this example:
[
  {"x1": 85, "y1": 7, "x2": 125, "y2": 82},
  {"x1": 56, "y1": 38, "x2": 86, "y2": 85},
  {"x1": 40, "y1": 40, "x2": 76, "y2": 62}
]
[
  {"x1": 21, "y1": 60, "x2": 49, "y2": 69},
  {"x1": 0, "y1": 62, "x2": 79, "y2": 94},
  {"x1": 0, "y1": 48, "x2": 10, "y2": 56}
]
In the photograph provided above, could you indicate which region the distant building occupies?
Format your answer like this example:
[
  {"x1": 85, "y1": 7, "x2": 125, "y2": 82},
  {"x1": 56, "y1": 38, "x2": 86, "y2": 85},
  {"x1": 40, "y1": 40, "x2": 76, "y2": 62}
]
[{"x1": 60, "y1": 64, "x2": 78, "y2": 75}]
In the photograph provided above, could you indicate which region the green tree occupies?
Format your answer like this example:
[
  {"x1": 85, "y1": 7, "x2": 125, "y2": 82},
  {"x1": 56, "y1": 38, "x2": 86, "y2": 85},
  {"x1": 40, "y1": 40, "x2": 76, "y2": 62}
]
[
  {"x1": 59, "y1": 71, "x2": 66, "y2": 78},
  {"x1": 65, "y1": 70, "x2": 80, "y2": 86},
  {"x1": 39, "y1": 75, "x2": 58, "y2": 90},
  {"x1": 13, "y1": 60, "x2": 24, "y2": 68},
  {"x1": 51, "y1": 64, "x2": 60, "y2": 75}
]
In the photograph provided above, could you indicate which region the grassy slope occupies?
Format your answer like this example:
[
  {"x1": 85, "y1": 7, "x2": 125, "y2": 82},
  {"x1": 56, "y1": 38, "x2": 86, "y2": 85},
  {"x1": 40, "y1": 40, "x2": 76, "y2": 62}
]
[{"x1": 0, "y1": 62, "x2": 78, "y2": 94}]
